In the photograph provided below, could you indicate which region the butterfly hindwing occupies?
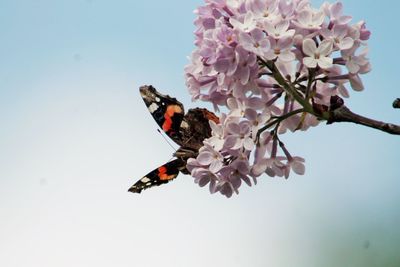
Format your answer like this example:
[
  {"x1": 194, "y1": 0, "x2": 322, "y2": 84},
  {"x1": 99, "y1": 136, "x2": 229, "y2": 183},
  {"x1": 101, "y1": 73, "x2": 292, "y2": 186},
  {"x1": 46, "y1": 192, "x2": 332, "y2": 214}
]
[
  {"x1": 128, "y1": 159, "x2": 184, "y2": 194},
  {"x1": 139, "y1": 85, "x2": 185, "y2": 146}
]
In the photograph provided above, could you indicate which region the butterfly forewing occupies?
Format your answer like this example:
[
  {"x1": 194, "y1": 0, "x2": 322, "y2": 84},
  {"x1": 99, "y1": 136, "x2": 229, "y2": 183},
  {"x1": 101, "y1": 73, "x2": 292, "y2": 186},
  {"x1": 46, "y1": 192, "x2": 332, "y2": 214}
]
[{"x1": 139, "y1": 85, "x2": 185, "y2": 146}]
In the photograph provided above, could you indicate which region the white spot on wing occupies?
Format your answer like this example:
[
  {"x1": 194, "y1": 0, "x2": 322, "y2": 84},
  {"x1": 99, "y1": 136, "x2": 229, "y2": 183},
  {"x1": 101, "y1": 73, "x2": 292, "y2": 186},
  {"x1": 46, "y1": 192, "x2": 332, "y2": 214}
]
[
  {"x1": 141, "y1": 177, "x2": 151, "y2": 183},
  {"x1": 180, "y1": 121, "x2": 189, "y2": 129},
  {"x1": 148, "y1": 103, "x2": 159, "y2": 113},
  {"x1": 155, "y1": 97, "x2": 161, "y2": 102}
]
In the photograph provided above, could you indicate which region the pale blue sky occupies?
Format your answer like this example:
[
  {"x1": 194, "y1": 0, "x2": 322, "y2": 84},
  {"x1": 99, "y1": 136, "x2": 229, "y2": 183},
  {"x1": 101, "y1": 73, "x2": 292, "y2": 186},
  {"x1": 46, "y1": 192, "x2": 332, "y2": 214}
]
[{"x1": 0, "y1": 1, "x2": 399, "y2": 267}]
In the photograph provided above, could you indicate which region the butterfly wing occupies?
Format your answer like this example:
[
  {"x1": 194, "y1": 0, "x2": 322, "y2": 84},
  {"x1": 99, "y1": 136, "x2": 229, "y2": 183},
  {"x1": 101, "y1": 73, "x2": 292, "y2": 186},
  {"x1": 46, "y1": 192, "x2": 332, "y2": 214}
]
[
  {"x1": 128, "y1": 159, "x2": 185, "y2": 193},
  {"x1": 179, "y1": 108, "x2": 220, "y2": 151},
  {"x1": 140, "y1": 85, "x2": 185, "y2": 146}
]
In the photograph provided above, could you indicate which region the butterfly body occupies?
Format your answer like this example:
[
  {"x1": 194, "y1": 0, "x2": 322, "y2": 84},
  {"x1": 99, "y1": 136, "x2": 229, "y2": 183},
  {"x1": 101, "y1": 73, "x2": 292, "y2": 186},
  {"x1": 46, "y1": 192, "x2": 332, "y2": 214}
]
[{"x1": 128, "y1": 85, "x2": 219, "y2": 193}]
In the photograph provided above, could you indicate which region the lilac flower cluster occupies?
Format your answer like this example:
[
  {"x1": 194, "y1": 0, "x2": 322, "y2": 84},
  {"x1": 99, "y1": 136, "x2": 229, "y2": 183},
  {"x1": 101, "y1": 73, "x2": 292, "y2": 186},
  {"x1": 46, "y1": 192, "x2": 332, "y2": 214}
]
[{"x1": 185, "y1": 0, "x2": 371, "y2": 197}]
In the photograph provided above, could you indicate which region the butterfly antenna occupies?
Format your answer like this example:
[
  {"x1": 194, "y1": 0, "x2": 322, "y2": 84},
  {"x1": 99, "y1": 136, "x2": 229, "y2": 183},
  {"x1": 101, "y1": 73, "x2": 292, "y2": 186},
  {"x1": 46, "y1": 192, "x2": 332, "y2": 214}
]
[{"x1": 157, "y1": 129, "x2": 177, "y2": 152}]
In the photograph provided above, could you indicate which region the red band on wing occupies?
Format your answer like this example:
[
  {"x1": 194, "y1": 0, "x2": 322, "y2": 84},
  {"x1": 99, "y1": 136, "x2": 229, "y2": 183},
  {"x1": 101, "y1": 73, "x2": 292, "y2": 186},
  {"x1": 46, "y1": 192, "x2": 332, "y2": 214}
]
[
  {"x1": 158, "y1": 166, "x2": 175, "y2": 181},
  {"x1": 162, "y1": 105, "x2": 183, "y2": 132}
]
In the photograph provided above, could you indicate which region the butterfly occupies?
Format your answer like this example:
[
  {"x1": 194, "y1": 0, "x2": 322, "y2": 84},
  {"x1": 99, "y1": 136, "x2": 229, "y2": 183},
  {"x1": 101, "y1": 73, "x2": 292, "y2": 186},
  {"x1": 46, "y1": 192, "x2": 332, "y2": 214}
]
[{"x1": 128, "y1": 85, "x2": 219, "y2": 193}]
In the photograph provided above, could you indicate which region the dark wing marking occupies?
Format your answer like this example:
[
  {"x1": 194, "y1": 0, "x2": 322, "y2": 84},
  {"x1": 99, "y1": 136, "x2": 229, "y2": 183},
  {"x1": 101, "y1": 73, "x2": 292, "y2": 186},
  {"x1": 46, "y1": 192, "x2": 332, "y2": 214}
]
[
  {"x1": 128, "y1": 159, "x2": 185, "y2": 193},
  {"x1": 139, "y1": 85, "x2": 185, "y2": 146}
]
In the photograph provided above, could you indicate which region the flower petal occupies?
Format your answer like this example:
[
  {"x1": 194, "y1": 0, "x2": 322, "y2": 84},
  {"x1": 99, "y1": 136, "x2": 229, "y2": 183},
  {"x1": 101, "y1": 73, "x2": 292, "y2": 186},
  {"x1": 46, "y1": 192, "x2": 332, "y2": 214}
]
[
  {"x1": 229, "y1": 17, "x2": 243, "y2": 30},
  {"x1": 227, "y1": 122, "x2": 241, "y2": 134},
  {"x1": 317, "y1": 40, "x2": 333, "y2": 56},
  {"x1": 338, "y1": 85, "x2": 350, "y2": 98},
  {"x1": 209, "y1": 120, "x2": 221, "y2": 135},
  {"x1": 275, "y1": 20, "x2": 290, "y2": 34},
  {"x1": 297, "y1": 10, "x2": 312, "y2": 25},
  {"x1": 244, "y1": 108, "x2": 257, "y2": 121},
  {"x1": 236, "y1": 160, "x2": 250, "y2": 175},
  {"x1": 209, "y1": 179, "x2": 218, "y2": 194},
  {"x1": 224, "y1": 135, "x2": 238, "y2": 148},
  {"x1": 197, "y1": 151, "x2": 214, "y2": 165},
  {"x1": 229, "y1": 175, "x2": 241, "y2": 189},
  {"x1": 237, "y1": 66, "x2": 250, "y2": 85},
  {"x1": 279, "y1": 50, "x2": 296, "y2": 62},
  {"x1": 208, "y1": 137, "x2": 224, "y2": 151},
  {"x1": 277, "y1": 36, "x2": 293, "y2": 50},
  {"x1": 250, "y1": 28, "x2": 264, "y2": 41},
  {"x1": 333, "y1": 24, "x2": 347, "y2": 39},
  {"x1": 264, "y1": 50, "x2": 277, "y2": 61},
  {"x1": 251, "y1": 160, "x2": 268, "y2": 177},
  {"x1": 339, "y1": 37, "x2": 354, "y2": 50},
  {"x1": 330, "y1": 2, "x2": 343, "y2": 18},
  {"x1": 302, "y1": 38, "x2": 317, "y2": 56},
  {"x1": 186, "y1": 158, "x2": 200, "y2": 172},
  {"x1": 247, "y1": 97, "x2": 264, "y2": 109},
  {"x1": 312, "y1": 11, "x2": 325, "y2": 26},
  {"x1": 214, "y1": 58, "x2": 230, "y2": 73},
  {"x1": 198, "y1": 175, "x2": 211, "y2": 187},
  {"x1": 349, "y1": 74, "x2": 364, "y2": 91},
  {"x1": 239, "y1": 32, "x2": 254, "y2": 49},
  {"x1": 317, "y1": 56, "x2": 333, "y2": 69},
  {"x1": 231, "y1": 138, "x2": 244, "y2": 150},
  {"x1": 346, "y1": 60, "x2": 360, "y2": 74},
  {"x1": 239, "y1": 121, "x2": 251, "y2": 133},
  {"x1": 227, "y1": 98, "x2": 239, "y2": 110},
  {"x1": 219, "y1": 182, "x2": 233, "y2": 198},
  {"x1": 244, "y1": 137, "x2": 254, "y2": 151},
  {"x1": 291, "y1": 161, "x2": 305, "y2": 175},
  {"x1": 210, "y1": 159, "x2": 223, "y2": 173},
  {"x1": 303, "y1": 57, "x2": 317, "y2": 68},
  {"x1": 263, "y1": 21, "x2": 275, "y2": 35},
  {"x1": 338, "y1": 15, "x2": 352, "y2": 25},
  {"x1": 265, "y1": 167, "x2": 276, "y2": 177},
  {"x1": 244, "y1": 12, "x2": 254, "y2": 27}
]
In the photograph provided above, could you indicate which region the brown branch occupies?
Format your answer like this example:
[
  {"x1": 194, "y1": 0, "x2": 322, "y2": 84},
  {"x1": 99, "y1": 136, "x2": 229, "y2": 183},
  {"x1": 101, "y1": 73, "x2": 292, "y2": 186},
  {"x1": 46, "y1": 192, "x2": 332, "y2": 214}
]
[{"x1": 327, "y1": 104, "x2": 400, "y2": 135}]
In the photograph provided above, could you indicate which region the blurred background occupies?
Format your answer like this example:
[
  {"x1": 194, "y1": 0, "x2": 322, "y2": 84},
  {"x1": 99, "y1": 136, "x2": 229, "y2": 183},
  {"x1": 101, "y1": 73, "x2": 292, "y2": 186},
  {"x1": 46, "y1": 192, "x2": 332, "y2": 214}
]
[{"x1": 0, "y1": 0, "x2": 399, "y2": 266}]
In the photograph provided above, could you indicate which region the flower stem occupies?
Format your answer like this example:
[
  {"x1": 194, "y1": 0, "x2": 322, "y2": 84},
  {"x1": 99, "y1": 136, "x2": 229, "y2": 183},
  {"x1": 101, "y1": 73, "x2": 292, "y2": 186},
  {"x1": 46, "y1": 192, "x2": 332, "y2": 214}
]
[
  {"x1": 305, "y1": 68, "x2": 316, "y2": 99},
  {"x1": 256, "y1": 108, "x2": 305, "y2": 142},
  {"x1": 258, "y1": 58, "x2": 316, "y2": 115}
]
